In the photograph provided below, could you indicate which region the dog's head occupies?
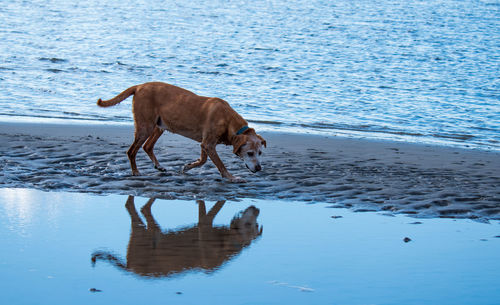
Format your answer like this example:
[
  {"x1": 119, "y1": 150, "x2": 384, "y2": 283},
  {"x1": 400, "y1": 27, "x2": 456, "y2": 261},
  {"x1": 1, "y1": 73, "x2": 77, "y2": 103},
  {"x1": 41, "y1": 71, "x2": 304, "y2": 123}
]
[
  {"x1": 232, "y1": 128, "x2": 266, "y2": 173},
  {"x1": 230, "y1": 205, "x2": 262, "y2": 240}
]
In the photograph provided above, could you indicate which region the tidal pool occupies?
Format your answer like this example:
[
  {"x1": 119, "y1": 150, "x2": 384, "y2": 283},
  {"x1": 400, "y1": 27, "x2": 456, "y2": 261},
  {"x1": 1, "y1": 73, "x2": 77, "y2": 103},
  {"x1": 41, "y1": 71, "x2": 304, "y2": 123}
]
[{"x1": 0, "y1": 188, "x2": 499, "y2": 305}]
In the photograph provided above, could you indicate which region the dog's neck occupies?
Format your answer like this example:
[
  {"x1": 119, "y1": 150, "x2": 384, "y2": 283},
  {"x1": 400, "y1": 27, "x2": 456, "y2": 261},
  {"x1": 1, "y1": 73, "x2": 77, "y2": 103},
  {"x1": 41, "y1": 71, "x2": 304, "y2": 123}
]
[
  {"x1": 235, "y1": 126, "x2": 249, "y2": 135},
  {"x1": 227, "y1": 119, "x2": 250, "y2": 145},
  {"x1": 229, "y1": 115, "x2": 248, "y2": 134}
]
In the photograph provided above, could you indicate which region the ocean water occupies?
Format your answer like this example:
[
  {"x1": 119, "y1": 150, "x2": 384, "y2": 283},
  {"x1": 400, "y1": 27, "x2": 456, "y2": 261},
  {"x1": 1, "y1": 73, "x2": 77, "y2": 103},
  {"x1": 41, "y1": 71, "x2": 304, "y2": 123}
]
[{"x1": 1, "y1": 0, "x2": 499, "y2": 150}]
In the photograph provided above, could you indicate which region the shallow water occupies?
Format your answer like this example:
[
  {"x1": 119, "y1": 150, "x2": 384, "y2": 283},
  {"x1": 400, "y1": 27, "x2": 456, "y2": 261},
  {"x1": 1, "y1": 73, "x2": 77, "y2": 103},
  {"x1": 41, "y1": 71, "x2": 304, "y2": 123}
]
[
  {"x1": 1, "y1": 188, "x2": 499, "y2": 305},
  {"x1": 1, "y1": 0, "x2": 499, "y2": 150}
]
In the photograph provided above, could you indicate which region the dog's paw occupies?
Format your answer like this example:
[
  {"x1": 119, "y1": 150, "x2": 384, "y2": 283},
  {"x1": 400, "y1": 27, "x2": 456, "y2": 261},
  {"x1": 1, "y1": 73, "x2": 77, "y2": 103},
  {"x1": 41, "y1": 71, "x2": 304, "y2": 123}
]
[
  {"x1": 155, "y1": 165, "x2": 166, "y2": 172},
  {"x1": 228, "y1": 176, "x2": 246, "y2": 183},
  {"x1": 181, "y1": 165, "x2": 190, "y2": 174}
]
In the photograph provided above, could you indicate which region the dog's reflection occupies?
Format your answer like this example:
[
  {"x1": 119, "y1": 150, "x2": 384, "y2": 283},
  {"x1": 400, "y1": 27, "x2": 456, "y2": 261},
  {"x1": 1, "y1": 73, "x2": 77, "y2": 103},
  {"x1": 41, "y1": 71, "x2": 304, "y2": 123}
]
[{"x1": 91, "y1": 196, "x2": 262, "y2": 278}]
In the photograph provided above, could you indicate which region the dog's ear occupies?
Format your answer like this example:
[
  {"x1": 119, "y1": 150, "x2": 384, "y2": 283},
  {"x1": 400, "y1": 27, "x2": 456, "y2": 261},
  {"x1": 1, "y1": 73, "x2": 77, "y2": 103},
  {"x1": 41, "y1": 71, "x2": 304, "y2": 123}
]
[
  {"x1": 257, "y1": 134, "x2": 267, "y2": 148},
  {"x1": 232, "y1": 135, "x2": 247, "y2": 155}
]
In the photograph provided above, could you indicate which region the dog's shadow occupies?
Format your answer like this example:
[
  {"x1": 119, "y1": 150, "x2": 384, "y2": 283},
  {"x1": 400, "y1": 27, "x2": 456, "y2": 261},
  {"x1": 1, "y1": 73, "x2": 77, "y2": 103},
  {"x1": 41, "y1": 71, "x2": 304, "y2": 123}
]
[{"x1": 91, "y1": 196, "x2": 262, "y2": 278}]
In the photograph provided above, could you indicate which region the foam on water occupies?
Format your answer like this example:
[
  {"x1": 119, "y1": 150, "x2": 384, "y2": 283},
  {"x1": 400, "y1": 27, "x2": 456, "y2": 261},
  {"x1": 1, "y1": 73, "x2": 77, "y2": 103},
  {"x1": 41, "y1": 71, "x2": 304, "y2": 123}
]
[{"x1": 1, "y1": 0, "x2": 499, "y2": 150}]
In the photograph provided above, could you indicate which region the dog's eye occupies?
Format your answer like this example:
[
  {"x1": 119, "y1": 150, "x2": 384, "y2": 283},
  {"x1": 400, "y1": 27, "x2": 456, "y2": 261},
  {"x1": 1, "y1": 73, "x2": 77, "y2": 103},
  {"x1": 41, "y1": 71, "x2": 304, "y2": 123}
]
[
  {"x1": 258, "y1": 151, "x2": 262, "y2": 156},
  {"x1": 247, "y1": 152, "x2": 254, "y2": 157}
]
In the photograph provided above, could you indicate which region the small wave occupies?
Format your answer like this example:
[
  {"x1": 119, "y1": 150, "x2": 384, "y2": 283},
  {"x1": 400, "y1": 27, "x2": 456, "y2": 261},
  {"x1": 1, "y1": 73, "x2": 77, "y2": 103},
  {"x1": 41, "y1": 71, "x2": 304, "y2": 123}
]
[
  {"x1": 0, "y1": 112, "x2": 125, "y2": 123},
  {"x1": 45, "y1": 68, "x2": 64, "y2": 73},
  {"x1": 102, "y1": 61, "x2": 128, "y2": 66},
  {"x1": 195, "y1": 71, "x2": 221, "y2": 75},
  {"x1": 378, "y1": 85, "x2": 396, "y2": 90},
  {"x1": 432, "y1": 133, "x2": 475, "y2": 141},
  {"x1": 253, "y1": 120, "x2": 480, "y2": 144},
  {"x1": 297, "y1": 122, "x2": 421, "y2": 136},
  {"x1": 252, "y1": 47, "x2": 279, "y2": 52},
  {"x1": 39, "y1": 57, "x2": 68, "y2": 63},
  {"x1": 261, "y1": 66, "x2": 282, "y2": 72},
  {"x1": 485, "y1": 2, "x2": 500, "y2": 7},
  {"x1": 249, "y1": 120, "x2": 474, "y2": 143},
  {"x1": 194, "y1": 70, "x2": 235, "y2": 76},
  {"x1": 67, "y1": 67, "x2": 112, "y2": 74},
  {"x1": 247, "y1": 119, "x2": 284, "y2": 126},
  {"x1": 127, "y1": 65, "x2": 153, "y2": 72}
]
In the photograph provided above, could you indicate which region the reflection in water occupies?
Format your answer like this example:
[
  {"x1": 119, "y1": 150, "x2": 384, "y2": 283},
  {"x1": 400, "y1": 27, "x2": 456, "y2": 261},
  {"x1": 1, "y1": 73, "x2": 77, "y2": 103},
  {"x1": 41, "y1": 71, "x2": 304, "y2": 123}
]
[{"x1": 91, "y1": 196, "x2": 262, "y2": 278}]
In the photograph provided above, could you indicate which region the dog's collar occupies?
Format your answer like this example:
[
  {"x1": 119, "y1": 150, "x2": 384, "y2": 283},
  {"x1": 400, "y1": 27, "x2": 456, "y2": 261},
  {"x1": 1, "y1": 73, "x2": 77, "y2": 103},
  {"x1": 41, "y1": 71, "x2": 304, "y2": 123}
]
[{"x1": 236, "y1": 126, "x2": 249, "y2": 135}]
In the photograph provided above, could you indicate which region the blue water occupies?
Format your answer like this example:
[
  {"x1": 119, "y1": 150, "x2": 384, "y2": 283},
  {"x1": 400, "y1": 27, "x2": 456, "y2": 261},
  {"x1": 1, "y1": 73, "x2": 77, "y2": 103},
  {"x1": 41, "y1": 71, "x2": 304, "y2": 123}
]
[
  {"x1": 1, "y1": 189, "x2": 500, "y2": 305},
  {"x1": 1, "y1": 0, "x2": 499, "y2": 150}
]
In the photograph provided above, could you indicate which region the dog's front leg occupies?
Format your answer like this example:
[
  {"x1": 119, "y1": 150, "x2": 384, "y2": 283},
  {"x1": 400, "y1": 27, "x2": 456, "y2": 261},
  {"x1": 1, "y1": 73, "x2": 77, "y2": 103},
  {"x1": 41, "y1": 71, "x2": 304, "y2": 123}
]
[
  {"x1": 140, "y1": 198, "x2": 160, "y2": 232},
  {"x1": 182, "y1": 147, "x2": 208, "y2": 173},
  {"x1": 202, "y1": 143, "x2": 245, "y2": 183}
]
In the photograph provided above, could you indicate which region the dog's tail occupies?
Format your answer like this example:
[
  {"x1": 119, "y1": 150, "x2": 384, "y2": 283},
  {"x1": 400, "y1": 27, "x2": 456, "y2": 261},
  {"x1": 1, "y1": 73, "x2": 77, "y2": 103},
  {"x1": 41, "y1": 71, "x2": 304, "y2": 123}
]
[
  {"x1": 97, "y1": 85, "x2": 138, "y2": 107},
  {"x1": 91, "y1": 250, "x2": 128, "y2": 271}
]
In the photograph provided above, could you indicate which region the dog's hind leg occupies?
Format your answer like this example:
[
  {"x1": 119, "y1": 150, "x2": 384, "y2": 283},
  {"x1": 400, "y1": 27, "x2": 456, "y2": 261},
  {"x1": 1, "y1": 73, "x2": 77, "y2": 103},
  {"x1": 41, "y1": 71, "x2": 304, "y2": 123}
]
[
  {"x1": 181, "y1": 146, "x2": 207, "y2": 173},
  {"x1": 140, "y1": 198, "x2": 159, "y2": 228},
  {"x1": 143, "y1": 127, "x2": 165, "y2": 172},
  {"x1": 127, "y1": 126, "x2": 154, "y2": 176},
  {"x1": 125, "y1": 196, "x2": 145, "y2": 228}
]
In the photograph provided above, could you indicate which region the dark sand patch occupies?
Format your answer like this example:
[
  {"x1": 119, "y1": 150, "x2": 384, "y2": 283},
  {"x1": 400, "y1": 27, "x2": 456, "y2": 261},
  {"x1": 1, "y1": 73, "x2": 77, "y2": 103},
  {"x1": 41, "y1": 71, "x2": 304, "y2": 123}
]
[{"x1": 1, "y1": 122, "x2": 499, "y2": 220}]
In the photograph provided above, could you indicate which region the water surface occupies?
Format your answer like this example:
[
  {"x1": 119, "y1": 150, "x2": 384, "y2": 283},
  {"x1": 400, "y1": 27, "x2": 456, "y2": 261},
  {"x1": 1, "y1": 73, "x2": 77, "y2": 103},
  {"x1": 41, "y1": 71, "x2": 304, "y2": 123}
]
[
  {"x1": 1, "y1": 188, "x2": 499, "y2": 305},
  {"x1": 1, "y1": 0, "x2": 499, "y2": 150}
]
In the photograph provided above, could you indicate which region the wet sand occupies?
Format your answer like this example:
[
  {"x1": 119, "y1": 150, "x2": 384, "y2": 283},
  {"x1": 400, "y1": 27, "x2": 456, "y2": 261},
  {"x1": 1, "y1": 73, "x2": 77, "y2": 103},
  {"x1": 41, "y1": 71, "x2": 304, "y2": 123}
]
[
  {"x1": 0, "y1": 189, "x2": 499, "y2": 305},
  {"x1": 0, "y1": 121, "x2": 499, "y2": 220}
]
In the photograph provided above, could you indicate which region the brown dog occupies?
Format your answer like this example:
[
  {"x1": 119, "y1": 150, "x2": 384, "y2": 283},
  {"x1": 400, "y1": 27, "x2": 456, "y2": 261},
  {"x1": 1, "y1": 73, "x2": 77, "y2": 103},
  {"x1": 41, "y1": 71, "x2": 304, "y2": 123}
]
[{"x1": 97, "y1": 82, "x2": 266, "y2": 183}]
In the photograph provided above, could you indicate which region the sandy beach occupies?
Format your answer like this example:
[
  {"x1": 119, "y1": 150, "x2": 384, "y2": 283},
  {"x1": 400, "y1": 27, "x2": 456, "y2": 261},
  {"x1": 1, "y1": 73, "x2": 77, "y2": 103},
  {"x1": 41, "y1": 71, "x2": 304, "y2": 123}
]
[{"x1": 1, "y1": 121, "x2": 498, "y2": 220}]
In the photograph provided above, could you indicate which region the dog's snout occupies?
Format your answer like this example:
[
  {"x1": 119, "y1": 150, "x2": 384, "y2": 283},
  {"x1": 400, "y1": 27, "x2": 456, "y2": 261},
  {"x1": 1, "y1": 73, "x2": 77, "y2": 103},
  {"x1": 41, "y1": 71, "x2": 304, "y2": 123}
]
[
  {"x1": 255, "y1": 164, "x2": 262, "y2": 172},
  {"x1": 249, "y1": 205, "x2": 260, "y2": 216}
]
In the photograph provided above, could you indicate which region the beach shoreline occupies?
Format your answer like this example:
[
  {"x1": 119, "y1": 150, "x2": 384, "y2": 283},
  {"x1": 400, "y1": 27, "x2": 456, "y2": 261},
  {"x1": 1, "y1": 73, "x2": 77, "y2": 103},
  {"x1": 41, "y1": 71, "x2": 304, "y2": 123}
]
[{"x1": 1, "y1": 120, "x2": 499, "y2": 220}]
